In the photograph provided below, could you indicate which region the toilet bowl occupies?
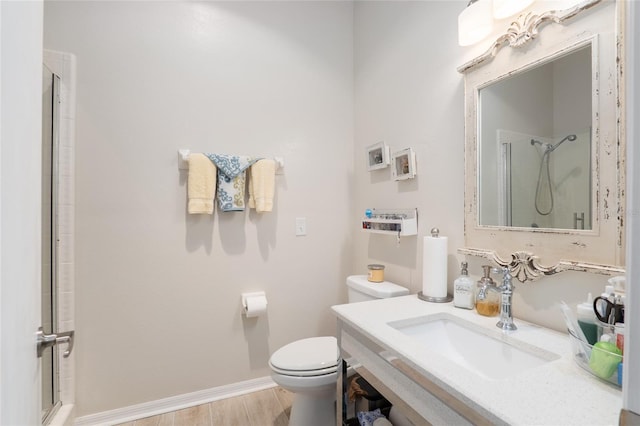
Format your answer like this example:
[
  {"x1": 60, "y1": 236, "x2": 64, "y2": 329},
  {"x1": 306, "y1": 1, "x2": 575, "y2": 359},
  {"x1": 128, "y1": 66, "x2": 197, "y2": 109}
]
[
  {"x1": 269, "y1": 336, "x2": 339, "y2": 426},
  {"x1": 268, "y1": 276, "x2": 409, "y2": 426}
]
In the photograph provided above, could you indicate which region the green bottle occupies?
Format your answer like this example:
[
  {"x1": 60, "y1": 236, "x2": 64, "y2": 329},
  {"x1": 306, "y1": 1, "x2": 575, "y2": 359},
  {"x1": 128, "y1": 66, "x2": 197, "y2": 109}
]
[{"x1": 577, "y1": 293, "x2": 598, "y2": 345}]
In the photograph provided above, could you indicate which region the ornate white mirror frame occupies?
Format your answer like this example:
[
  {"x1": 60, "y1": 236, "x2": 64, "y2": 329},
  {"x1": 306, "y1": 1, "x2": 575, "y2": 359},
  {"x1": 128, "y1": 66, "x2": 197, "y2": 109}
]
[{"x1": 458, "y1": 0, "x2": 626, "y2": 282}]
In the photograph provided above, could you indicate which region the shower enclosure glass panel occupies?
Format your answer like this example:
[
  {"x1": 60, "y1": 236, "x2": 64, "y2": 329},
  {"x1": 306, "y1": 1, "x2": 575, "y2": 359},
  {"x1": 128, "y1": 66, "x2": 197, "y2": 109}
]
[
  {"x1": 498, "y1": 129, "x2": 592, "y2": 229},
  {"x1": 41, "y1": 64, "x2": 61, "y2": 424}
]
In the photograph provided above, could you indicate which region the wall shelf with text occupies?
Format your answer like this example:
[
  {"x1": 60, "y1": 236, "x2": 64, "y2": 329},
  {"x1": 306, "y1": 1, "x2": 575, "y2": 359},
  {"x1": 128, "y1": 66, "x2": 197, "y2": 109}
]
[{"x1": 361, "y1": 208, "x2": 418, "y2": 236}]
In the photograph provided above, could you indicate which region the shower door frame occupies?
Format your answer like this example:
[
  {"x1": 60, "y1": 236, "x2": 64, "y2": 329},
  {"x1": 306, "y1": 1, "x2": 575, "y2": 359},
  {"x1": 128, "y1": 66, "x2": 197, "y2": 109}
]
[
  {"x1": 42, "y1": 49, "x2": 76, "y2": 426},
  {"x1": 41, "y1": 64, "x2": 62, "y2": 425}
]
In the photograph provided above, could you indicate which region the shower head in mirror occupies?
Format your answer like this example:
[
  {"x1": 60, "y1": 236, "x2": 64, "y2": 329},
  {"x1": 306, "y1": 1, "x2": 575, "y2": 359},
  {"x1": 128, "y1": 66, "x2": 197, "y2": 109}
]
[
  {"x1": 530, "y1": 135, "x2": 577, "y2": 153},
  {"x1": 549, "y1": 134, "x2": 577, "y2": 152}
]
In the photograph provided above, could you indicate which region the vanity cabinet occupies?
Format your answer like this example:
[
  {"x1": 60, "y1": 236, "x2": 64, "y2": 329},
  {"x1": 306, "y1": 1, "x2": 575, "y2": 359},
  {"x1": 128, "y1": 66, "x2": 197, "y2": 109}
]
[
  {"x1": 333, "y1": 296, "x2": 621, "y2": 425},
  {"x1": 337, "y1": 320, "x2": 502, "y2": 426}
]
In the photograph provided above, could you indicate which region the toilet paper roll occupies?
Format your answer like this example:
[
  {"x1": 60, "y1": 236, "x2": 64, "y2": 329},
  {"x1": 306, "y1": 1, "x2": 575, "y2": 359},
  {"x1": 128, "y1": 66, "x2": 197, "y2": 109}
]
[
  {"x1": 244, "y1": 294, "x2": 268, "y2": 318},
  {"x1": 388, "y1": 407, "x2": 415, "y2": 426},
  {"x1": 422, "y1": 234, "x2": 448, "y2": 298}
]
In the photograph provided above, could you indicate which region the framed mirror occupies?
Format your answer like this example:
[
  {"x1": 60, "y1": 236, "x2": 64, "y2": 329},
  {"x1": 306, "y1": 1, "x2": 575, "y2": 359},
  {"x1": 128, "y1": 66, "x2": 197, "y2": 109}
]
[
  {"x1": 479, "y1": 44, "x2": 592, "y2": 230},
  {"x1": 458, "y1": 0, "x2": 625, "y2": 282}
]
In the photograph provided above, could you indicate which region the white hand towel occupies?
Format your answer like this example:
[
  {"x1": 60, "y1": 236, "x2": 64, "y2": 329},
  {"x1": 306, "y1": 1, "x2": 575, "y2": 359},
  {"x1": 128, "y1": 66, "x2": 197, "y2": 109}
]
[
  {"x1": 187, "y1": 153, "x2": 216, "y2": 214},
  {"x1": 248, "y1": 159, "x2": 276, "y2": 213}
]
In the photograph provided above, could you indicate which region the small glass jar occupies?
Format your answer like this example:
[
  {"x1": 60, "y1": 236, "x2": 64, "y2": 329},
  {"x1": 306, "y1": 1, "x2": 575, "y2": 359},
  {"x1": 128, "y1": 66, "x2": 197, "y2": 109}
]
[{"x1": 367, "y1": 264, "x2": 385, "y2": 283}]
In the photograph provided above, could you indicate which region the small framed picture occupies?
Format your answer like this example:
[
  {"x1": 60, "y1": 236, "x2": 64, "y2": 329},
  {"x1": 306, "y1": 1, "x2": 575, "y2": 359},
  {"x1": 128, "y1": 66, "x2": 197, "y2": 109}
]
[
  {"x1": 366, "y1": 142, "x2": 390, "y2": 171},
  {"x1": 391, "y1": 148, "x2": 416, "y2": 181}
]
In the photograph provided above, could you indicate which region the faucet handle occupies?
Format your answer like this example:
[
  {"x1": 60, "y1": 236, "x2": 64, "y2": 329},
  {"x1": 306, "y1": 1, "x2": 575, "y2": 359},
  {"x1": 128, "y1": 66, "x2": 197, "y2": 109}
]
[
  {"x1": 491, "y1": 266, "x2": 510, "y2": 275},
  {"x1": 492, "y1": 267, "x2": 514, "y2": 289},
  {"x1": 505, "y1": 270, "x2": 514, "y2": 290},
  {"x1": 502, "y1": 267, "x2": 512, "y2": 282}
]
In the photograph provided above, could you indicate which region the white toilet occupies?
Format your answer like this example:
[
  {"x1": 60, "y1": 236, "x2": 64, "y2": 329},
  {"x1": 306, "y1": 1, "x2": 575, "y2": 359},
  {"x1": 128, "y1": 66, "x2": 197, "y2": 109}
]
[{"x1": 268, "y1": 275, "x2": 409, "y2": 426}]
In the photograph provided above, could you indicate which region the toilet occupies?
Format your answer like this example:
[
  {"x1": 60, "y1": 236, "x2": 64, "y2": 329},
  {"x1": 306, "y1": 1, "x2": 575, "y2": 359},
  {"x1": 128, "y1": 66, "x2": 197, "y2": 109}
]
[{"x1": 268, "y1": 275, "x2": 409, "y2": 426}]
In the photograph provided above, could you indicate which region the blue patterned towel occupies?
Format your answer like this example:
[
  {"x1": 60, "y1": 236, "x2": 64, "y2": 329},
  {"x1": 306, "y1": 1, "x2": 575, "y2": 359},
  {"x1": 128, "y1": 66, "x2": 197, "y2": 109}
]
[
  {"x1": 357, "y1": 408, "x2": 385, "y2": 426},
  {"x1": 205, "y1": 154, "x2": 259, "y2": 212}
]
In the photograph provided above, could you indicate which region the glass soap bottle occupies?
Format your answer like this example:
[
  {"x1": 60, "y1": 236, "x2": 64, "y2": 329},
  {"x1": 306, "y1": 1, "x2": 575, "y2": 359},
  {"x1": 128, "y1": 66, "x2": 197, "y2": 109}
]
[
  {"x1": 453, "y1": 262, "x2": 475, "y2": 309},
  {"x1": 475, "y1": 265, "x2": 500, "y2": 317}
]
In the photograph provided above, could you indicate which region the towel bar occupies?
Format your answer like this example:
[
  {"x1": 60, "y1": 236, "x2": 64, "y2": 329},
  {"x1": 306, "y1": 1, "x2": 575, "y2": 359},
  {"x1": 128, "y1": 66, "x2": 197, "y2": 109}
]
[{"x1": 178, "y1": 149, "x2": 284, "y2": 174}]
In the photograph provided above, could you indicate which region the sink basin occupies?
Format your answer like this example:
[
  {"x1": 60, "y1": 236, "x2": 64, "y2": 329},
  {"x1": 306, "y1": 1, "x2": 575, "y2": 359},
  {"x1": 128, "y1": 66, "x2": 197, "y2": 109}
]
[{"x1": 388, "y1": 314, "x2": 560, "y2": 380}]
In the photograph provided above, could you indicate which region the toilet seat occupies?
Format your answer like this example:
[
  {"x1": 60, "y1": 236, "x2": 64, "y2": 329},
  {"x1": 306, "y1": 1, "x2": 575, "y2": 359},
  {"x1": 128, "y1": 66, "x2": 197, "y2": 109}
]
[
  {"x1": 270, "y1": 364, "x2": 338, "y2": 377},
  {"x1": 269, "y1": 336, "x2": 339, "y2": 377}
]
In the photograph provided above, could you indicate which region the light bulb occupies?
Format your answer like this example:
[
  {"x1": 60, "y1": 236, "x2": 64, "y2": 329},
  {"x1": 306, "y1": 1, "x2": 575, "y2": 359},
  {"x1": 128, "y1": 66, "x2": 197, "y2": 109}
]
[
  {"x1": 493, "y1": 0, "x2": 535, "y2": 20},
  {"x1": 458, "y1": 0, "x2": 495, "y2": 47}
]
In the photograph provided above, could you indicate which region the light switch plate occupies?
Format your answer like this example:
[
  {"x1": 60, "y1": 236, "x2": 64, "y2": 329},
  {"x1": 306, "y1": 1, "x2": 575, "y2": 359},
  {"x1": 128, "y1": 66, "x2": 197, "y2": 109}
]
[{"x1": 295, "y1": 217, "x2": 307, "y2": 236}]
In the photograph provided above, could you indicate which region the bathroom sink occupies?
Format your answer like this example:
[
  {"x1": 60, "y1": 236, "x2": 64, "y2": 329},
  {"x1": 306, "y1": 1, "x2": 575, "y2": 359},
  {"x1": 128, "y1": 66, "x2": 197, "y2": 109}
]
[{"x1": 388, "y1": 314, "x2": 560, "y2": 380}]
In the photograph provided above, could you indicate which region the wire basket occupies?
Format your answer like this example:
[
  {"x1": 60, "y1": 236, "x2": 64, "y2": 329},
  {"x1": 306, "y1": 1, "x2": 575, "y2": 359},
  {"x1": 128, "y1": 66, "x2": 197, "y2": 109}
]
[{"x1": 568, "y1": 328, "x2": 622, "y2": 388}]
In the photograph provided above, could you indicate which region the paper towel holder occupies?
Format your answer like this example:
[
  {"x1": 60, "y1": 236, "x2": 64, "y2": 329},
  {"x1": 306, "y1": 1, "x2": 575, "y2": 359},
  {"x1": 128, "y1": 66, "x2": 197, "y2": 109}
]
[
  {"x1": 418, "y1": 227, "x2": 453, "y2": 303},
  {"x1": 417, "y1": 292, "x2": 453, "y2": 303},
  {"x1": 241, "y1": 292, "x2": 267, "y2": 317}
]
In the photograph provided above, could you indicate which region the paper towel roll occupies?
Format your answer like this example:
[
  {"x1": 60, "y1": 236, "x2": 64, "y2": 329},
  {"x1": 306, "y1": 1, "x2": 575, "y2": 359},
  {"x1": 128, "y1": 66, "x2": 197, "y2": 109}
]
[
  {"x1": 243, "y1": 293, "x2": 268, "y2": 318},
  {"x1": 422, "y1": 233, "x2": 448, "y2": 298}
]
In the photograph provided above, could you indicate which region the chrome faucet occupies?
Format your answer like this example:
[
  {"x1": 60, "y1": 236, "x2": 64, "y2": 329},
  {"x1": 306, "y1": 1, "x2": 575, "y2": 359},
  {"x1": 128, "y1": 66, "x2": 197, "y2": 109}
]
[{"x1": 495, "y1": 267, "x2": 517, "y2": 331}]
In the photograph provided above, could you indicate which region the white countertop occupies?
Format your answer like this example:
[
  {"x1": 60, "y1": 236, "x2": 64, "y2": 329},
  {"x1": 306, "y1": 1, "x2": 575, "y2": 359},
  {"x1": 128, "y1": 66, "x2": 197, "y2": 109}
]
[{"x1": 332, "y1": 295, "x2": 622, "y2": 426}]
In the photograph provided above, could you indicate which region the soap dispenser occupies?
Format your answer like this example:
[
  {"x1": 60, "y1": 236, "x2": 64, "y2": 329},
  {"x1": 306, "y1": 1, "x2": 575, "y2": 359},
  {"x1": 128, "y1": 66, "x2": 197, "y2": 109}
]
[
  {"x1": 453, "y1": 262, "x2": 475, "y2": 309},
  {"x1": 577, "y1": 293, "x2": 598, "y2": 345},
  {"x1": 475, "y1": 265, "x2": 500, "y2": 317}
]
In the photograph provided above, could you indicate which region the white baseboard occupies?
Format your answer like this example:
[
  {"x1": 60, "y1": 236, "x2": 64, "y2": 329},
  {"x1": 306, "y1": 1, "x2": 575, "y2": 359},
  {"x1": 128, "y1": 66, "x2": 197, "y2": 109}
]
[
  {"x1": 74, "y1": 376, "x2": 276, "y2": 426},
  {"x1": 50, "y1": 404, "x2": 75, "y2": 426}
]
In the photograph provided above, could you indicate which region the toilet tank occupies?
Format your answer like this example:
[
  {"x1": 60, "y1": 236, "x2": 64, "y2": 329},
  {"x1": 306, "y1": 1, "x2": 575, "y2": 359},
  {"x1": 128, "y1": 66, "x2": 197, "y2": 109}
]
[{"x1": 346, "y1": 275, "x2": 409, "y2": 303}]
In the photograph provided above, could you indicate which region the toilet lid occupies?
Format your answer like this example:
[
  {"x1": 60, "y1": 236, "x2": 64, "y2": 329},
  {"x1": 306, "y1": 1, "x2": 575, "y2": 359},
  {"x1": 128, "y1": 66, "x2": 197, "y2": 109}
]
[{"x1": 269, "y1": 336, "x2": 339, "y2": 373}]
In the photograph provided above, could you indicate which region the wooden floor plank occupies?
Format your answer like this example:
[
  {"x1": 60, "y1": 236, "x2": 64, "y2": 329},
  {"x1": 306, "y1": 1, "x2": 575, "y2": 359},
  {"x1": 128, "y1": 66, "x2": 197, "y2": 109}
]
[
  {"x1": 243, "y1": 389, "x2": 288, "y2": 426},
  {"x1": 273, "y1": 387, "x2": 294, "y2": 419},
  {"x1": 210, "y1": 396, "x2": 250, "y2": 425},
  {"x1": 113, "y1": 387, "x2": 292, "y2": 426},
  {"x1": 155, "y1": 412, "x2": 174, "y2": 426},
  {"x1": 134, "y1": 414, "x2": 160, "y2": 426},
  {"x1": 173, "y1": 404, "x2": 211, "y2": 426}
]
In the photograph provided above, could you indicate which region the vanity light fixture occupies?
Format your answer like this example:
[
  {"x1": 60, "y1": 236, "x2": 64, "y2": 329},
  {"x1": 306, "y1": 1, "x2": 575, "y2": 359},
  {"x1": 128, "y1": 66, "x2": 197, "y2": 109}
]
[
  {"x1": 492, "y1": 0, "x2": 535, "y2": 20},
  {"x1": 458, "y1": 0, "x2": 494, "y2": 47}
]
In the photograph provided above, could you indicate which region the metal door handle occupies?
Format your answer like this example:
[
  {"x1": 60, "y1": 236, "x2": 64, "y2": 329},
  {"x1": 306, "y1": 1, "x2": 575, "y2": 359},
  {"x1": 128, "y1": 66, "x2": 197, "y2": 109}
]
[
  {"x1": 573, "y1": 212, "x2": 585, "y2": 229},
  {"x1": 36, "y1": 327, "x2": 74, "y2": 358}
]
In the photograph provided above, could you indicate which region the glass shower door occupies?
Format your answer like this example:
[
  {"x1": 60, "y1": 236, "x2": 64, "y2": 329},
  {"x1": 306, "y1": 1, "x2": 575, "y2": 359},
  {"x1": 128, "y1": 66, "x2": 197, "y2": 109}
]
[{"x1": 41, "y1": 64, "x2": 61, "y2": 425}]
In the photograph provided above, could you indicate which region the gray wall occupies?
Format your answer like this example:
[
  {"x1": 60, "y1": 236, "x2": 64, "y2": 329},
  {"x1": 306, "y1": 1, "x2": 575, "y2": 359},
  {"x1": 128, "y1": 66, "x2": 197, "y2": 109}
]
[
  {"x1": 45, "y1": 0, "x2": 618, "y2": 418},
  {"x1": 45, "y1": 1, "x2": 354, "y2": 416}
]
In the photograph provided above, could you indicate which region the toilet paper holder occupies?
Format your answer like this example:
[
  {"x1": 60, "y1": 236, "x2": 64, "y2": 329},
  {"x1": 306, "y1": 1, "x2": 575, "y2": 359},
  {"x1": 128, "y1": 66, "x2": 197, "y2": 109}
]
[{"x1": 241, "y1": 292, "x2": 268, "y2": 317}]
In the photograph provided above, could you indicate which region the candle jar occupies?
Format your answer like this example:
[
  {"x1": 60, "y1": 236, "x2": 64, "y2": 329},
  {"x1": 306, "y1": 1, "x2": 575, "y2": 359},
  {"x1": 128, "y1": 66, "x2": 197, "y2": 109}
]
[{"x1": 367, "y1": 264, "x2": 385, "y2": 283}]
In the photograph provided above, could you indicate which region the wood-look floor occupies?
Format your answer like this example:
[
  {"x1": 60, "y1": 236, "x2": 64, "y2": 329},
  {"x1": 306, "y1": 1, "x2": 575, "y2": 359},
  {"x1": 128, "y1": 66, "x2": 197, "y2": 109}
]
[{"x1": 116, "y1": 387, "x2": 293, "y2": 426}]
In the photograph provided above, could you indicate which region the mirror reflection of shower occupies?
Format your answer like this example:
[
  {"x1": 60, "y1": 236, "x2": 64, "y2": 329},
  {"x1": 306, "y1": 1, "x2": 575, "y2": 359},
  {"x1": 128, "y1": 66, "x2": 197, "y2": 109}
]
[{"x1": 531, "y1": 134, "x2": 577, "y2": 215}]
